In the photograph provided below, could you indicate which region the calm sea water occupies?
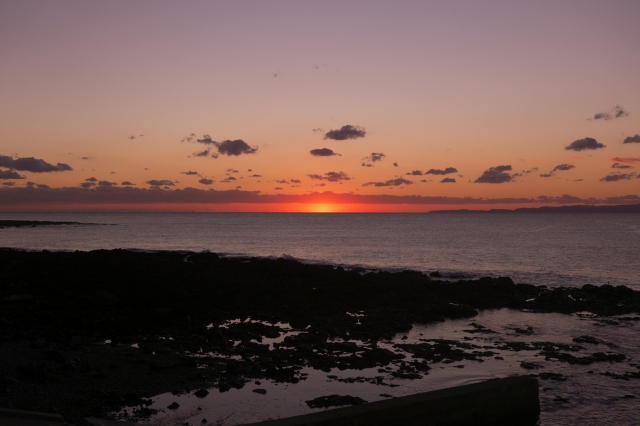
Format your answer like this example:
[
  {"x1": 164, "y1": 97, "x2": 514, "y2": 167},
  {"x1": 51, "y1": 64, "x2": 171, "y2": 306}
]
[
  {"x1": 1, "y1": 212, "x2": 639, "y2": 289},
  {"x1": 1, "y1": 212, "x2": 640, "y2": 424}
]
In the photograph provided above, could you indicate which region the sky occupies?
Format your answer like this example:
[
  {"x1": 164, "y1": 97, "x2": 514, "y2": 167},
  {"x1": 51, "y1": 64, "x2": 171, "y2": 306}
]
[{"x1": 1, "y1": 0, "x2": 639, "y2": 212}]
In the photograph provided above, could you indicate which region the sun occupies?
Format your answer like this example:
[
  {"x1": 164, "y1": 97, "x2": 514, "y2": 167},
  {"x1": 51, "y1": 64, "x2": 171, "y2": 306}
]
[{"x1": 309, "y1": 203, "x2": 335, "y2": 213}]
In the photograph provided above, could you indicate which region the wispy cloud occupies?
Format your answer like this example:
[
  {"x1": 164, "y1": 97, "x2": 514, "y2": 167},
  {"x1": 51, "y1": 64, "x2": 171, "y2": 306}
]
[
  {"x1": 610, "y1": 157, "x2": 640, "y2": 164},
  {"x1": 362, "y1": 152, "x2": 385, "y2": 163},
  {"x1": 362, "y1": 178, "x2": 413, "y2": 187},
  {"x1": 147, "y1": 180, "x2": 175, "y2": 187},
  {"x1": 540, "y1": 164, "x2": 575, "y2": 178},
  {"x1": 589, "y1": 105, "x2": 629, "y2": 121},
  {"x1": 307, "y1": 171, "x2": 351, "y2": 182},
  {"x1": 600, "y1": 173, "x2": 637, "y2": 182}
]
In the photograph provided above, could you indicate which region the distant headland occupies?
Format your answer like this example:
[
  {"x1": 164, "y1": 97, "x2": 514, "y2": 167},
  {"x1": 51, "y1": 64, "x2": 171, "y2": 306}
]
[{"x1": 430, "y1": 204, "x2": 640, "y2": 214}]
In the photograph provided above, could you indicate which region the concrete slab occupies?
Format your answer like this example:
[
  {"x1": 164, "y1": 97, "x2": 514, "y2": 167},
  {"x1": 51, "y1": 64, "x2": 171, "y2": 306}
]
[
  {"x1": 86, "y1": 419, "x2": 136, "y2": 426},
  {"x1": 237, "y1": 376, "x2": 539, "y2": 426}
]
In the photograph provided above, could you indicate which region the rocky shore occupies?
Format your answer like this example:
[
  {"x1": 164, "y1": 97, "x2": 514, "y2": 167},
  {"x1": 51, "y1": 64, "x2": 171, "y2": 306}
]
[{"x1": 1, "y1": 249, "x2": 638, "y2": 425}]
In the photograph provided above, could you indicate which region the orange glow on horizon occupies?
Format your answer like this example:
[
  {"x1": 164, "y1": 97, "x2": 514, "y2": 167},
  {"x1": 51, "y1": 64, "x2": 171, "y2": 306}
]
[{"x1": 0, "y1": 202, "x2": 607, "y2": 213}]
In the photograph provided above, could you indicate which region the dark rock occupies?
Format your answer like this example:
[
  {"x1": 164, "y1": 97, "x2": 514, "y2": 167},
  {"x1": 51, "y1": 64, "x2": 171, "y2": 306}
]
[
  {"x1": 573, "y1": 335, "x2": 602, "y2": 345},
  {"x1": 306, "y1": 395, "x2": 367, "y2": 408},
  {"x1": 520, "y1": 362, "x2": 541, "y2": 370},
  {"x1": 252, "y1": 389, "x2": 267, "y2": 394},
  {"x1": 167, "y1": 402, "x2": 180, "y2": 410},
  {"x1": 539, "y1": 373, "x2": 567, "y2": 382},
  {"x1": 194, "y1": 388, "x2": 209, "y2": 398}
]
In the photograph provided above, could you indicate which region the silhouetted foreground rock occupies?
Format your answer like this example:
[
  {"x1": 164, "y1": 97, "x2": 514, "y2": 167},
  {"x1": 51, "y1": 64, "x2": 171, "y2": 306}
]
[{"x1": 0, "y1": 249, "x2": 638, "y2": 424}]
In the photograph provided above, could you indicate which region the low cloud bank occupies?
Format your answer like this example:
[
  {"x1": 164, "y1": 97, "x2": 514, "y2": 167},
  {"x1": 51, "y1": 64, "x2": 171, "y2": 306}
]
[{"x1": 1, "y1": 186, "x2": 638, "y2": 207}]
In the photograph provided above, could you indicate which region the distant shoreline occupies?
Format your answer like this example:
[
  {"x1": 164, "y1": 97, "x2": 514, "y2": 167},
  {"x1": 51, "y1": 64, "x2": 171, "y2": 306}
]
[
  {"x1": 430, "y1": 203, "x2": 640, "y2": 214},
  {"x1": 0, "y1": 220, "x2": 104, "y2": 228}
]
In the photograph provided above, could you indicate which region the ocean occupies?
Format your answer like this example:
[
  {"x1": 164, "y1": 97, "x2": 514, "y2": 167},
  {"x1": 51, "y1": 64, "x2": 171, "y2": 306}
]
[
  {"x1": 1, "y1": 212, "x2": 639, "y2": 289},
  {"x1": 1, "y1": 211, "x2": 639, "y2": 425}
]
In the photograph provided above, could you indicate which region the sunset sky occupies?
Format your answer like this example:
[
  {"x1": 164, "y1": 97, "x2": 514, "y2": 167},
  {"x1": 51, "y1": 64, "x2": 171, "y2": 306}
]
[{"x1": 1, "y1": 1, "x2": 639, "y2": 211}]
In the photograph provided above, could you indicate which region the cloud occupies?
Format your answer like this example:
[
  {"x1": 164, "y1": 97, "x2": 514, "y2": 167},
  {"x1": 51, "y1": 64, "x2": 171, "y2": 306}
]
[
  {"x1": 0, "y1": 169, "x2": 25, "y2": 180},
  {"x1": 425, "y1": 167, "x2": 458, "y2": 175},
  {"x1": 85, "y1": 177, "x2": 98, "y2": 182},
  {"x1": 226, "y1": 169, "x2": 239, "y2": 173},
  {"x1": 147, "y1": 180, "x2": 175, "y2": 187},
  {"x1": 193, "y1": 149, "x2": 212, "y2": 157},
  {"x1": 290, "y1": 179, "x2": 301, "y2": 184},
  {"x1": 474, "y1": 165, "x2": 513, "y2": 184},
  {"x1": 276, "y1": 179, "x2": 289, "y2": 184},
  {"x1": 199, "y1": 178, "x2": 213, "y2": 185},
  {"x1": 441, "y1": 178, "x2": 456, "y2": 183},
  {"x1": 221, "y1": 177, "x2": 237, "y2": 182},
  {"x1": 612, "y1": 163, "x2": 633, "y2": 169},
  {"x1": 312, "y1": 128, "x2": 324, "y2": 133},
  {"x1": 541, "y1": 163, "x2": 576, "y2": 177},
  {"x1": 0, "y1": 155, "x2": 72, "y2": 173},
  {"x1": 610, "y1": 157, "x2": 640, "y2": 164},
  {"x1": 324, "y1": 125, "x2": 366, "y2": 140},
  {"x1": 187, "y1": 135, "x2": 258, "y2": 157},
  {"x1": 310, "y1": 148, "x2": 341, "y2": 157},
  {"x1": 361, "y1": 163, "x2": 373, "y2": 167},
  {"x1": 307, "y1": 171, "x2": 351, "y2": 182},
  {"x1": 98, "y1": 181, "x2": 117, "y2": 187},
  {"x1": 2, "y1": 181, "x2": 15, "y2": 187},
  {"x1": 552, "y1": 164, "x2": 575, "y2": 172},
  {"x1": 250, "y1": 174, "x2": 262, "y2": 178},
  {"x1": 406, "y1": 170, "x2": 423, "y2": 176},
  {"x1": 393, "y1": 162, "x2": 398, "y2": 167},
  {"x1": 180, "y1": 133, "x2": 197, "y2": 143},
  {"x1": 128, "y1": 135, "x2": 136, "y2": 140},
  {"x1": 121, "y1": 181, "x2": 135, "y2": 186},
  {"x1": 590, "y1": 105, "x2": 629, "y2": 121},
  {"x1": 274, "y1": 187, "x2": 283, "y2": 190},
  {"x1": 565, "y1": 138, "x2": 605, "y2": 151},
  {"x1": 363, "y1": 152, "x2": 385, "y2": 163},
  {"x1": 521, "y1": 167, "x2": 539, "y2": 174},
  {"x1": 623, "y1": 134, "x2": 640, "y2": 144},
  {"x1": 181, "y1": 171, "x2": 198, "y2": 175},
  {"x1": 605, "y1": 195, "x2": 640, "y2": 204},
  {"x1": 362, "y1": 178, "x2": 413, "y2": 187},
  {"x1": 80, "y1": 182, "x2": 95, "y2": 189},
  {"x1": 600, "y1": 173, "x2": 637, "y2": 182},
  {"x1": 219, "y1": 140, "x2": 258, "y2": 156}
]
